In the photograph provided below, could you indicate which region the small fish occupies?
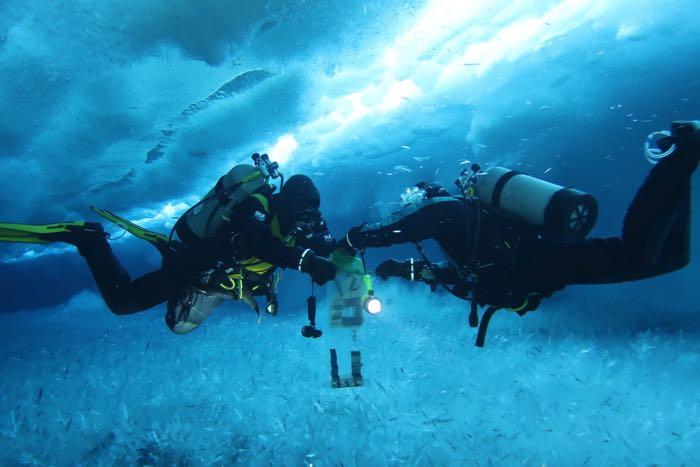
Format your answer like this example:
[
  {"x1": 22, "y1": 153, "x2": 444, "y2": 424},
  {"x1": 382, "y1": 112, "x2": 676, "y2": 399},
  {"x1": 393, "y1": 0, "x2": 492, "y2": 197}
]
[
  {"x1": 544, "y1": 168, "x2": 552, "y2": 174},
  {"x1": 393, "y1": 165, "x2": 412, "y2": 173},
  {"x1": 462, "y1": 63, "x2": 481, "y2": 66},
  {"x1": 36, "y1": 387, "x2": 43, "y2": 403},
  {"x1": 400, "y1": 145, "x2": 411, "y2": 149}
]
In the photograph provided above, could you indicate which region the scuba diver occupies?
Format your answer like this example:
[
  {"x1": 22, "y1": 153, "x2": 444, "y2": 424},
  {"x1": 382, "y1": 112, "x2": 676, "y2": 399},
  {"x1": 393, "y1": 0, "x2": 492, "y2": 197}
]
[
  {"x1": 339, "y1": 121, "x2": 700, "y2": 346},
  {"x1": 0, "y1": 154, "x2": 337, "y2": 333}
]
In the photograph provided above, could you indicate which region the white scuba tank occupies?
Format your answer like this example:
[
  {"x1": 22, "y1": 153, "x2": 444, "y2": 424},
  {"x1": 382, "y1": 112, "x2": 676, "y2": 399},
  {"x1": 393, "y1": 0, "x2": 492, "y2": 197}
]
[{"x1": 476, "y1": 167, "x2": 598, "y2": 239}]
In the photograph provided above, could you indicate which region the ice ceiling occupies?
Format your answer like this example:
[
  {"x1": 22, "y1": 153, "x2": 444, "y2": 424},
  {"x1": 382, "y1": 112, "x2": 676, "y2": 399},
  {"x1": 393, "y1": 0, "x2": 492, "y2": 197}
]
[{"x1": 1, "y1": 0, "x2": 698, "y2": 264}]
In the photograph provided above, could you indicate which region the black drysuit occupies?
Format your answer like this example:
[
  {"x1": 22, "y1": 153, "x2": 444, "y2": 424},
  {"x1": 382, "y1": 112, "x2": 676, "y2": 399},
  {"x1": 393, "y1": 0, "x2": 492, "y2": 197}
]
[
  {"x1": 352, "y1": 147, "x2": 695, "y2": 309},
  {"x1": 76, "y1": 194, "x2": 335, "y2": 315}
]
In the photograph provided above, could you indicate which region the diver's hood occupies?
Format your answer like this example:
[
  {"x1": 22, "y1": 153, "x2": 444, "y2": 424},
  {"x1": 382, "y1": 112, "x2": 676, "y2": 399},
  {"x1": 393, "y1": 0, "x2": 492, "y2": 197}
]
[{"x1": 273, "y1": 174, "x2": 321, "y2": 233}]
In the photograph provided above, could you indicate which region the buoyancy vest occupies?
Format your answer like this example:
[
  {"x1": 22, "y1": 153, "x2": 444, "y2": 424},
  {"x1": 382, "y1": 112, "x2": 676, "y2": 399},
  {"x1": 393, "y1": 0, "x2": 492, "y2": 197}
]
[{"x1": 236, "y1": 193, "x2": 296, "y2": 276}]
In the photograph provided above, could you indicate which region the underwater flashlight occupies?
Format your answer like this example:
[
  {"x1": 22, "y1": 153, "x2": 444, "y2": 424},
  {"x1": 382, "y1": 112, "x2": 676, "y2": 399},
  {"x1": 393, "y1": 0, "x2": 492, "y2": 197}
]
[
  {"x1": 361, "y1": 274, "x2": 383, "y2": 315},
  {"x1": 644, "y1": 131, "x2": 676, "y2": 165},
  {"x1": 363, "y1": 294, "x2": 383, "y2": 315}
]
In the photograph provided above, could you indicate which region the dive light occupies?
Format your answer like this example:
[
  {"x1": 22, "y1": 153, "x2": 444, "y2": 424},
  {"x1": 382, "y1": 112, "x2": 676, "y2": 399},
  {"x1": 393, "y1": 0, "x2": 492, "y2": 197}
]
[
  {"x1": 644, "y1": 131, "x2": 677, "y2": 165},
  {"x1": 361, "y1": 274, "x2": 383, "y2": 315}
]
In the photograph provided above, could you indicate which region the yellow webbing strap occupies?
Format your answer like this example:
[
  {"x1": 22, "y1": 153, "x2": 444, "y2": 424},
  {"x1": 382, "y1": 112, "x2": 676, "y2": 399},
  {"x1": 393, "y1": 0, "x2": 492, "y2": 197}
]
[
  {"x1": 507, "y1": 299, "x2": 530, "y2": 313},
  {"x1": 219, "y1": 273, "x2": 244, "y2": 300},
  {"x1": 242, "y1": 170, "x2": 266, "y2": 183},
  {"x1": 249, "y1": 193, "x2": 270, "y2": 213}
]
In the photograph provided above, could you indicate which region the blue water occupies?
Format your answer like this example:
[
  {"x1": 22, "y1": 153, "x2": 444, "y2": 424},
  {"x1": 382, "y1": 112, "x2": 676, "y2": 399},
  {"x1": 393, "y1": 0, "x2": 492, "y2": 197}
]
[{"x1": 1, "y1": 0, "x2": 699, "y2": 464}]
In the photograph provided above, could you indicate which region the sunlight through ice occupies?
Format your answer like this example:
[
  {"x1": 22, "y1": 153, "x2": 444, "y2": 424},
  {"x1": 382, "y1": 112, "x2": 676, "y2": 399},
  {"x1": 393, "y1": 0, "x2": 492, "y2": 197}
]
[{"x1": 268, "y1": 134, "x2": 299, "y2": 165}]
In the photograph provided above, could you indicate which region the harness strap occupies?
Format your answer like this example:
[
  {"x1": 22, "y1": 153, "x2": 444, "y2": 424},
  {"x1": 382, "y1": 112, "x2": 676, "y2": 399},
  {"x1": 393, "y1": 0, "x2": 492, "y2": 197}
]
[{"x1": 250, "y1": 193, "x2": 270, "y2": 212}]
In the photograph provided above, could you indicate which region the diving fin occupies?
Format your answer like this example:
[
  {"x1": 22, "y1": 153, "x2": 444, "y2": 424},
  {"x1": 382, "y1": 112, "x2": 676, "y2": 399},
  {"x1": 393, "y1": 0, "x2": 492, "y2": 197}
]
[
  {"x1": 90, "y1": 207, "x2": 172, "y2": 255},
  {"x1": 0, "y1": 221, "x2": 90, "y2": 244}
]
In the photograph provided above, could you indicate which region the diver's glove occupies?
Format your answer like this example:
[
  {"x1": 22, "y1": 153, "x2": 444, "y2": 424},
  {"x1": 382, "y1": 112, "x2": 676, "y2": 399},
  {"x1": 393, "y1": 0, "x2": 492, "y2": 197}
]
[
  {"x1": 338, "y1": 224, "x2": 366, "y2": 253},
  {"x1": 299, "y1": 250, "x2": 336, "y2": 285},
  {"x1": 376, "y1": 259, "x2": 407, "y2": 280},
  {"x1": 376, "y1": 258, "x2": 438, "y2": 283}
]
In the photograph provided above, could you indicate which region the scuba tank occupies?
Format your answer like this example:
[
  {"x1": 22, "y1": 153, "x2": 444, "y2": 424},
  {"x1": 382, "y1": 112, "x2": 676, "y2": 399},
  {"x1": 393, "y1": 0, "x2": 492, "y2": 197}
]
[
  {"x1": 475, "y1": 167, "x2": 598, "y2": 239},
  {"x1": 453, "y1": 165, "x2": 597, "y2": 346},
  {"x1": 173, "y1": 153, "x2": 281, "y2": 243}
]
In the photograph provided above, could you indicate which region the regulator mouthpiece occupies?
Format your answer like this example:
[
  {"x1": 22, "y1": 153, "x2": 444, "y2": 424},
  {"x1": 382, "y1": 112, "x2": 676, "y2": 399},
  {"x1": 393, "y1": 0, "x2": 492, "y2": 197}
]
[{"x1": 644, "y1": 131, "x2": 677, "y2": 165}]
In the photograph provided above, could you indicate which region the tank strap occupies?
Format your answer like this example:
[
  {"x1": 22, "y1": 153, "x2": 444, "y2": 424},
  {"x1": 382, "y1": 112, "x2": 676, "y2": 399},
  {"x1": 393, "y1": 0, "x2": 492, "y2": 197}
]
[{"x1": 249, "y1": 193, "x2": 270, "y2": 213}]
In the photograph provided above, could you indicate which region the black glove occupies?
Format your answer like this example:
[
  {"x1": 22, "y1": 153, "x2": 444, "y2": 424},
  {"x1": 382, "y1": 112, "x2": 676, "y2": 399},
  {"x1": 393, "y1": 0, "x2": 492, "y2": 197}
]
[
  {"x1": 376, "y1": 258, "x2": 438, "y2": 283},
  {"x1": 300, "y1": 252, "x2": 336, "y2": 285},
  {"x1": 376, "y1": 259, "x2": 411, "y2": 280},
  {"x1": 337, "y1": 224, "x2": 365, "y2": 253}
]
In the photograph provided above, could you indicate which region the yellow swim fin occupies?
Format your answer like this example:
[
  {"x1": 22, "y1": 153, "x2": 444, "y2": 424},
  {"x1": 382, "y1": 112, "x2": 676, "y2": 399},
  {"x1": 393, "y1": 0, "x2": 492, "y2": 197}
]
[
  {"x1": 90, "y1": 207, "x2": 169, "y2": 246},
  {"x1": 0, "y1": 221, "x2": 88, "y2": 243}
]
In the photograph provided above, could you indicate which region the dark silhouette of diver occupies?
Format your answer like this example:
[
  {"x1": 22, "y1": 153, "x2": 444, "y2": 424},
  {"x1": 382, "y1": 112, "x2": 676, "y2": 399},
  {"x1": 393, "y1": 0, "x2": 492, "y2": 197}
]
[
  {"x1": 0, "y1": 164, "x2": 337, "y2": 333},
  {"x1": 340, "y1": 121, "x2": 699, "y2": 345}
]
